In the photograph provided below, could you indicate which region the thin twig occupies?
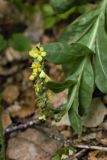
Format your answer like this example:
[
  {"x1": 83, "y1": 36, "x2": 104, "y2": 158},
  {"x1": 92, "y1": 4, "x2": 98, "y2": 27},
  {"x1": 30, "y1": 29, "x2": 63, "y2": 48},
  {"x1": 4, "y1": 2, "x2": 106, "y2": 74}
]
[
  {"x1": 67, "y1": 149, "x2": 88, "y2": 160},
  {"x1": 74, "y1": 144, "x2": 107, "y2": 152},
  {"x1": 4, "y1": 120, "x2": 107, "y2": 152},
  {"x1": 48, "y1": 134, "x2": 107, "y2": 152},
  {"x1": 4, "y1": 119, "x2": 41, "y2": 135}
]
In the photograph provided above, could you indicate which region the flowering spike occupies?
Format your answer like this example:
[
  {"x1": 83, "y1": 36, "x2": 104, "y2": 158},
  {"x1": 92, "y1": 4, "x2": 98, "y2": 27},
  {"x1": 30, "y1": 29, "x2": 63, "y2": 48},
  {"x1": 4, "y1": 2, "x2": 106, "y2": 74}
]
[{"x1": 29, "y1": 44, "x2": 53, "y2": 120}]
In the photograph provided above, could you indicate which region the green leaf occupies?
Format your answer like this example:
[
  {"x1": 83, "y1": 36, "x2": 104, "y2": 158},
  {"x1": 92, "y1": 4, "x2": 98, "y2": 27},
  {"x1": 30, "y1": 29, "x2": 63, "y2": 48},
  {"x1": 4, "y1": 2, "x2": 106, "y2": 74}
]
[
  {"x1": 52, "y1": 154, "x2": 60, "y2": 160},
  {"x1": 59, "y1": 9, "x2": 99, "y2": 44},
  {"x1": 50, "y1": 0, "x2": 73, "y2": 13},
  {"x1": 43, "y1": 4, "x2": 54, "y2": 16},
  {"x1": 9, "y1": 33, "x2": 31, "y2": 51},
  {"x1": 44, "y1": 17, "x2": 57, "y2": 29},
  {"x1": 59, "y1": 0, "x2": 107, "y2": 52},
  {"x1": 44, "y1": 42, "x2": 93, "y2": 64},
  {"x1": 79, "y1": 57, "x2": 94, "y2": 113},
  {"x1": 50, "y1": 0, "x2": 93, "y2": 13},
  {"x1": 62, "y1": 56, "x2": 84, "y2": 77},
  {"x1": 105, "y1": 7, "x2": 107, "y2": 33},
  {"x1": 95, "y1": 13, "x2": 107, "y2": 93},
  {"x1": 65, "y1": 57, "x2": 87, "y2": 109},
  {"x1": 68, "y1": 92, "x2": 82, "y2": 135},
  {"x1": 52, "y1": 147, "x2": 75, "y2": 160},
  {"x1": 0, "y1": 35, "x2": 7, "y2": 51},
  {"x1": 47, "y1": 79, "x2": 76, "y2": 93}
]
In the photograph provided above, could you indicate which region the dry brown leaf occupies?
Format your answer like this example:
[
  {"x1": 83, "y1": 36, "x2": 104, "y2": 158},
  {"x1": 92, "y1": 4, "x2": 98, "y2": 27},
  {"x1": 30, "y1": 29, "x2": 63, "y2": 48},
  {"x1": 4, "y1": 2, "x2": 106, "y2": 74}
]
[
  {"x1": 2, "y1": 110, "x2": 12, "y2": 129},
  {"x1": 2, "y1": 85, "x2": 19, "y2": 104},
  {"x1": 88, "y1": 151, "x2": 99, "y2": 160},
  {"x1": 100, "y1": 138, "x2": 107, "y2": 145},
  {"x1": 83, "y1": 98, "x2": 107, "y2": 127}
]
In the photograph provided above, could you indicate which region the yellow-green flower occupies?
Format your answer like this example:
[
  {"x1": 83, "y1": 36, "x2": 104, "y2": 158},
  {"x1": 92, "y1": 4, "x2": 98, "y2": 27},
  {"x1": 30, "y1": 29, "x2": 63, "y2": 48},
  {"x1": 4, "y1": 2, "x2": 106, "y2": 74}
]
[
  {"x1": 29, "y1": 48, "x2": 38, "y2": 58},
  {"x1": 39, "y1": 70, "x2": 46, "y2": 78},
  {"x1": 38, "y1": 114, "x2": 46, "y2": 120},
  {"x1": 34, "y1": 83, "x2": 40, "y2": 92},
  {"x1": 31, "y1": 62, "x2": 41, "y2": 69},
  {"x1": 37, "y1": 55, "x2": 42, "y2": 62},
  {"x1": 32, "y1": 71, "x2": 38, "y2": 77},
  {"x1": 47, "y1": 90, "x2": 53, "y2": 100},
  {"x1": 29, "y1": 44, "x2": 52, "y2": 120},
  {"x1": 29, "y1": 46, "x2": 47, "y2": 61},
  {"x1": 45, "y1": 75, "x2": 51, "y2": 83},
  {"x1": 29, "y1": 75, "x2": 35, "y2": 81}
]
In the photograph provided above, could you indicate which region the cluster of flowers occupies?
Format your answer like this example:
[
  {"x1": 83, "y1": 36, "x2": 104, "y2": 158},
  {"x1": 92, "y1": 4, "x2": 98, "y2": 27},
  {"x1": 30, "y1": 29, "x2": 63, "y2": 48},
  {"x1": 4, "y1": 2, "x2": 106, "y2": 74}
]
[
  {"x1": 29, "y1": 45, "x2": 49, "y2": 94},
  {"x1": 29, "y1": 44, "x2": 52, "y2": 120}
]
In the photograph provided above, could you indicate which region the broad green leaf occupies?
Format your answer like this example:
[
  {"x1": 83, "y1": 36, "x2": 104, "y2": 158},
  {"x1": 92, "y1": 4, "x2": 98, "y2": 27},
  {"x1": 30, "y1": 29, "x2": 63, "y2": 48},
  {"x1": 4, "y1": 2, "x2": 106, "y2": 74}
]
[
  {"x1": 47, "y1": 79, "x2": 75, "y2": 93},
  {"x1": 62, "y1": 57, "x2": 84, "y2": 76},
  {"x1": 44, "y1": 17, "x2": 57, "y2": 29},
  {"x1": 59, "y1": 9, "x2": 99, "y2": 43},
  {"x1": 50, "y1": 0, "x2": 93, "y2": 13},
  {"x1": 68, "y1": 92, "x2": 82, "y2": 135},
  {"x1": 78, "y1": 24, "x2": 97, "y2": 51},
  {"x1": 65, "y1": 56, "x2": 88, "y2": 110},
  {"x1": 0, "y1": 35, "x2": 7, "y2": 51},
  {"x1": 79, "y1": 57, "x2": 94, "y2": 113},
  {"x1": 50, "y1": 0, "x2": 73, "y2": 13},
  {"x1": 62, "y1": 46, "x2": 93, "y2": 77},
  {"x1": 44, "y1": 42, "x2": 93, "y2": 64},
  {"x1": 9, "y1": 33, "x2": 31, "y2": 51},
  {"x1": 43, "y1": 4, "x2": 54, "y2": 16},
  {"x1": 95, "y1": 13, "x2": 107, "y2": 93},
  {"x1": 105, "y1": 7, "x2": 107, "y2": 33},
  {"x1": 59, "y1": 0, "x2": 107, "y2": 52}
]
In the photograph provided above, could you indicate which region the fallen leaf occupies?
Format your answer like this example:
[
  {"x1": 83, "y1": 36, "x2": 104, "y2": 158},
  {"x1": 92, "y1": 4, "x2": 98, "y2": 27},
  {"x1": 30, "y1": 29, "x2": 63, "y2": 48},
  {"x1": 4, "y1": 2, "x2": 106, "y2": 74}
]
[
  {"x1": 2, "y1": 85, "x2": 19, "y2": 104},
  {"x1": 88, "y1": 151, "x2": 99, "y2": 160},
  {"x1": 100, "y1": 138, "x2": 107, "y2": 145},
  {"x1": 83, "y1": 98, "x2": 107, "y2": 127},
  {"x1": 2, "y1": 110, "x2": 12, "y2": 129}
]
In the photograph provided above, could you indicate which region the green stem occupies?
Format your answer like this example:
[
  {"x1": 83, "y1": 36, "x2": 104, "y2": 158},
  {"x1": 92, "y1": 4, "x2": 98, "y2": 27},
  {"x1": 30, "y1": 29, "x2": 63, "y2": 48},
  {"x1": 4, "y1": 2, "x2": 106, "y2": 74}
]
[{"x1": 66, "y1": 84, "x2": 78, "y2": 111}]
